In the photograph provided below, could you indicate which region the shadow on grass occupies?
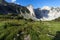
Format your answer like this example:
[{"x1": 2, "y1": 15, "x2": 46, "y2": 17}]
[{"x1": 52, "y1": 31, "x2": 60, "y2": 40}]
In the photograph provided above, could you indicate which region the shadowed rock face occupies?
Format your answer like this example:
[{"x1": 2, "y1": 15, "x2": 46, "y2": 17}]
[
  {"x1": 34, "y1": 8, "x2": 49, "y2": 19},
  {"x1": 0, "y1": 0, "x2": 30, "y2": 15},
  {"x1": 34, "y1": 6, "x2": 60, "y2": 21},
  {"x1": 34, "y1": 8, "x2": 42, "y2": 19},
  {"x1": 0, "y1": 0, "x2": 36, "y2": 20}
]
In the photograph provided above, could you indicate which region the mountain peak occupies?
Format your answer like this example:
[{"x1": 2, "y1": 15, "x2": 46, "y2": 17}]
[
  {"x1": 41, "y1": 6, "x2": 51, "y2": 10},
  {"x1": 27, "y1": 4, "x2": 33, "y2": 8}
]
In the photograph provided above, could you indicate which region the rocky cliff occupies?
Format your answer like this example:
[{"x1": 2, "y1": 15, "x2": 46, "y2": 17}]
[
  {"x1": 0, "y1": 0, "x2": 37, "y2": 20},
  {"x1": 0, "y1": 0, "x2": 33, "y2": 19},
  {"x1": 34, "y1": 6, "x2": 60, "y2": 21}
]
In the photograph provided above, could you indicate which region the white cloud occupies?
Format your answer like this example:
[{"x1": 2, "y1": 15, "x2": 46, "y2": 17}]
[
  {"x1": 11, "y1": 0, "x2": 16, "y2": 3},
  {"x1": 10, "y1": 0, "x2": 20, "y2": 5}
]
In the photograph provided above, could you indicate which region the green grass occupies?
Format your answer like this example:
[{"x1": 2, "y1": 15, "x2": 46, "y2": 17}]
[{"x1": 0, "y1": 19, "x2": 60, "y2": 40}]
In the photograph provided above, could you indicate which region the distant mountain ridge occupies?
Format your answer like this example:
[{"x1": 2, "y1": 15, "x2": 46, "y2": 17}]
[
  {"x1": 27, "y1": 5, "x2": 60, "y2": 21},
  {"x1": 34, "y1": 6, "x2": 60, "y2": 21},
  {"x1": 0, "y1": 0, "x2": 30, "y2": 14},
  {"x1": 0, "y1": 0, "x2": 60, "y2": 21}
]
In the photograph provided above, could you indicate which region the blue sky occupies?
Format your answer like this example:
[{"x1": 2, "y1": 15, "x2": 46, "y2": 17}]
[{"x1": 5, "y1": 0, "x2": 60, "y2": 8}]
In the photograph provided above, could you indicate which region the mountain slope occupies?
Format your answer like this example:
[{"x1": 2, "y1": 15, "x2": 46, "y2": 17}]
[
  {"x1": 34, "y1": 6, "x2": 60, "y2": 21},
  {"x1": 0, "y1": 0, "x2": 33, "y2": 19}
]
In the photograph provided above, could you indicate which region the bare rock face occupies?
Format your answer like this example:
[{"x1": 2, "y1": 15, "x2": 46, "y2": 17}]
[
  {"x1": 34, "y1": 6, "x2": 60, "y2": 21},
  {"x1": 26, "y1": 5, "x2": 35, "y2": 17},
  {"x1": 0, "y1": 0, "x2": 30, "y2": 15},
  {"x1": 34, "y1": 8, "x2": 42, "y2": 19},
  {"x1": 25, "y1": 5, "x2": 38, "y2": 21},
  {"x1": 0, "y1": 0, "x2": 32, "y2": 20}
]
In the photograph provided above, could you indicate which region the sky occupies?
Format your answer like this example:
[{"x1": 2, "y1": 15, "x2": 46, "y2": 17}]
[{"x1": 5, "y1": 0, "x2": 60, "y2": 8}]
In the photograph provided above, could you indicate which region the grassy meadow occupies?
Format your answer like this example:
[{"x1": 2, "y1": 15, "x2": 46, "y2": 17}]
[{"x1": 0, "y1": 16, "x2": 60, "y2": 40}]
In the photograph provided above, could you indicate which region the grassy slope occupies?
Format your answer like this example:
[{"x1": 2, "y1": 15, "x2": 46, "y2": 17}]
[{"x1": 0, "y1": 19, "x2": 60, "y2": 40}]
